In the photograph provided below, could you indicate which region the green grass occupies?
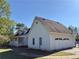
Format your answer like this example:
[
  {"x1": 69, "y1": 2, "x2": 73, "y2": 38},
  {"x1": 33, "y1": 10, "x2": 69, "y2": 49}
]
[
  {"x1": 52, "y1": 51, "x2": 74, "y2": 56},
  {"x1": 0, "y1": 48, "x2": 33, "y2": 59},
  {"x1": 0, "y1": 48, "x2": 12, "y2": 53}
]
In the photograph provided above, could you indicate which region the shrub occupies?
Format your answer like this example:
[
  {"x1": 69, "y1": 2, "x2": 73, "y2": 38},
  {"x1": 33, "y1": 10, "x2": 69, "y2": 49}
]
[{"x1": 0, "y1": 39, "x2": 10, "y2": 47}]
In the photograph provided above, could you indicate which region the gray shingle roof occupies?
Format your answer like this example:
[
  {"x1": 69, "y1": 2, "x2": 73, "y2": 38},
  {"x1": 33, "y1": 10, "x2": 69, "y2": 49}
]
[{"x1": 35, "y1": 16, "x2": 71, "y2": 34}]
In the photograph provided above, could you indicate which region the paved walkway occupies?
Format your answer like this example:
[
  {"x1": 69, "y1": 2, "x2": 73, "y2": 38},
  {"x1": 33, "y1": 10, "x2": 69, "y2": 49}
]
[
  {"x1": 44, "y1": 48, "x2": 79, "y2": 59},
  {"x1": 41, "y1": 55, "x2": 79, "y2": 59},
  {"x1": 63, "y1": 48, "x2": 79, "y2": 55}
]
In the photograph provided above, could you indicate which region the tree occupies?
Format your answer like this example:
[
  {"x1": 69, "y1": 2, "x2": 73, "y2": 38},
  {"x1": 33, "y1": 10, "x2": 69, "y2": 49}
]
[
  {"x1": 0, "y1": 0, "x2": 16, "y2": 46},
  {"x1": 0, "y1": 17, "x2": 16, "y2": 35},
  {"x1": 68, "y1": 26, "x2": 79, "y2": 41},
  {"x1": 0, "y1": 0, "x2": 10, "y2": 18},
  {"x1": 16, "y1": 23, "x2": 25, "y2": 29},
  {"x1": 75, "y1": 33, "x2": 79, "y2": 41},
  {"x1": 68, "y1": 26, "x2": 78, "y2": 34},
  {"x1": 15, "y1": 23, "x2": 28, "y2": 35}
]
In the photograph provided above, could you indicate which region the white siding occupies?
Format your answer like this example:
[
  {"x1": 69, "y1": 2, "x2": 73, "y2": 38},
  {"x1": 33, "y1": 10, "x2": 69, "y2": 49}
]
[
  {"x1": 22, "y1": 37, "x2": 28, "y2": 46},
  {"x1": 28, "y1": 19, "x2": 75, "y2": 51},
  {"x1": 9, "y1": 40, "x2": 19, "y2": 47},
  {"x1": 18, "y1": 37, "x2": 28, "y2": 46},
  {"x1": 28, "y1": 20, "x2": 50, "y2": 51},
  {"x1": 9, "y1": 36, "x2": 28, "y2": 47},
  {"x1": 49, "y1": 32, "x2": 75, "y2": 50}
]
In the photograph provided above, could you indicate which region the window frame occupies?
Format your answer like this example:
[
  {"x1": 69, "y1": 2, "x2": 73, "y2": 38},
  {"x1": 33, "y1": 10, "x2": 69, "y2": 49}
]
[
  {"x1": 32, "y1": 38, "x2": 35, "y2": 45},
  {"x1": 55, "y1": 38, "x2": 59, "y2": 40},
  {"x1": 39, "y1": 37, "x2": 42, "y2": 46},
  {"x1": 36, "y1": 22, "x2": 38, "y2": 24},
  {"x1": 63, "y1": 38, "x2": 69, "y2": 40},
  {"x1": 55, "y1": 38, "x2": 69, "y2": 40}
]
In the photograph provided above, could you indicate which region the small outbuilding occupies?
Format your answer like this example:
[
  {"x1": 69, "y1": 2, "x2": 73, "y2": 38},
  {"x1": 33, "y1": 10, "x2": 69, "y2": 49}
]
[
  {"x1": 9, "y1": 27, "x2": 29, "y2": 47},
  {"x1": 28, "y1": 16, "x2": 75, "y2": 51}
]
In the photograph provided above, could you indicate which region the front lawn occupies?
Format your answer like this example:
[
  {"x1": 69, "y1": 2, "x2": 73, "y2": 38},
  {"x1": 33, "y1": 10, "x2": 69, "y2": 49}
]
[{"x1": 0, "y1": 48, "x2": 12, "y2": 53}]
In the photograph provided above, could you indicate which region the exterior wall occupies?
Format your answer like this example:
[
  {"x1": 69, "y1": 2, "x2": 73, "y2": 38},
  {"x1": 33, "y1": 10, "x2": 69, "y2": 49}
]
[
  {"x1": 22, "y1": 37, "x2": 28, "y2": 46},
  {"x1": 28, "y1": 20, "x2": 50, "y2": 51},
  {"x1": 9, "y1": 40, "x2": 19, "y2": 47},
  {"x1": 49, "y1": 32, "x2": 75, "y2": 50},
  {"x1": 9, "y1": 35, "x2": 28, "y2": 47},
  {"x1": 18, "y1": 37, "x2": 28, "y2": 46}
]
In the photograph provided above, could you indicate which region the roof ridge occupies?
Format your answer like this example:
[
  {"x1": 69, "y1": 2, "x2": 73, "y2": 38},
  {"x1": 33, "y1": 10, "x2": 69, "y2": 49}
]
[{"x1": 34, "y1": 16, "x2": 72, "y2": 34}]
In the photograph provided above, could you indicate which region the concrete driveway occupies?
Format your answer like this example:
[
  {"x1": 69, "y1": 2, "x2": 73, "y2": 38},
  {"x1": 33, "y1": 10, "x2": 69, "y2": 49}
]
[
  {"x1": 63, "y1": 48, "x2": 79, "y2": 55},
  {"x1": 13, "y1": 47, "x2": 79, "y2": 59},
  {"x1": 42, "y1": 48, "x2": 79, "y2": 59}
]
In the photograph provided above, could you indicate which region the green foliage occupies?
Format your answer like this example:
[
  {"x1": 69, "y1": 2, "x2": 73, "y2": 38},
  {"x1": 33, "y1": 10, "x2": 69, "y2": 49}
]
[
  {"x1": 16, "y1": 23, "x2": 25, "y2": 30},
  {"x1": 16, "y1": 23, "x2": 24, "y2": 27},
  {"x1": 0, "y1": 0, "x2": 16, "y2": 35},
  {"x1": 0, "y1": 18, "x2": 16, "y2": 27},
  {"x1": 0, "y1": 17, "x2": 16, "y2": 35},
  {"x1": 0, "y1": 39, "x2": 9, "y2": 46},
  {"x1": 68, "y1": 26, "x2": 79, "y2": 41},
  {"x1": 0, "y1": 35, "x2": 10, "y2": 46},
  {"x1": 0, "y1": 0, "x2": 10, "y2": 18},
  {"x1": 75, "y1": 34, "x2": 79, "y2": 41},
  {"x1": 0, "y1": 0, "x2": 17, "y2": 46},
  {"x1": 68, "y1": 26, "x2": 77, "y2": 34}
]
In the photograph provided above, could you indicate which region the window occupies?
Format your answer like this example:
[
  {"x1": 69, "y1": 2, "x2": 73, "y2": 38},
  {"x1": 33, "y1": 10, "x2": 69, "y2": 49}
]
[
  {"x1": 36, "y1": 22, "x2": 38, "y2": 24},
  {"x1": 55, "y1": 38, "x2": 62, "y2": 40},
  {"x1": 39, "y1": 37, "x2": 42, "y2": 46},
  {"x1": 59, "y1": 38, "x2": 62, "y2": 40},
  {"x1": 55, "y1": 38, "x2": 58, "y2": 40},
  {"x1": 32, "y1": 38, "x2": 35, "y2": 45},
  {"x1": 63, "y1": 38, "x2": 69, "y2": 40},
  {"x1": 67, "y1": 38, "x2": 69, "y2": 40},
  {"x1": 55, "y1": 38, "x2": 69, "y2": 40},
  {"x1": 63, "y1": 38, "x2": 66, "y2": 40}
]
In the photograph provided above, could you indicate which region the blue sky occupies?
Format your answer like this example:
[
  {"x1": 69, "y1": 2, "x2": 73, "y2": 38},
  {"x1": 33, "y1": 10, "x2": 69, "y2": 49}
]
[{"x1": 9, "y1": 0, "x2": 79, "y2": 27}]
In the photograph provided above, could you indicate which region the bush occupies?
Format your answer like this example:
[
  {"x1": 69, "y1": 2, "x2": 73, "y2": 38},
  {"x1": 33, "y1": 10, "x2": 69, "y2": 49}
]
[{"x1": 0, "y1": 39, "x2": 9, "y2": 47}]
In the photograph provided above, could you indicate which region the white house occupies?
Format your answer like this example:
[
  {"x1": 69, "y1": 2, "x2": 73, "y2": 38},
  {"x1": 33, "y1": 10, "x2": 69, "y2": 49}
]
[
  {"x1": 9, "y1": 27, "x2": 29, "y2": 47},
  {"x1": 28, "y1": 16, "x2": 75, "y2": 51},
  {"x1": 9, "y1": 35, "x2": 28, "y2": 47}
]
